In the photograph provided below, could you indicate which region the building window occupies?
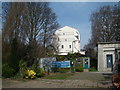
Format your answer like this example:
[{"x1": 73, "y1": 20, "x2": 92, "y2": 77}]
[
  {"x1": 75, "y1": 36, "x2": 79, "y2": 39},
  {"x1": 69, "y1": 45, "x2": 71, "y2": 48},
  {"x1": 62, "y1": 45, "x2": 64, "y2": 48}
]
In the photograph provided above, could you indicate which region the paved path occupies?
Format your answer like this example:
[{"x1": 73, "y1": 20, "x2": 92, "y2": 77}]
[{"x1": 2, "y1": 72, "x2": 113, "y2": 88}]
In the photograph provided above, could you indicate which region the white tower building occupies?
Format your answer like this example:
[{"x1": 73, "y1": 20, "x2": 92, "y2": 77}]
[{"x1": 53, "y1": 26, "x2": 80, "y2": 55}]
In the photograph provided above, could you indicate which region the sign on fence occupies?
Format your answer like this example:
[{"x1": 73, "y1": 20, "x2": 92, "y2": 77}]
[{"x1": 51, "y1": 61, "x2": 70, "y2": 68}]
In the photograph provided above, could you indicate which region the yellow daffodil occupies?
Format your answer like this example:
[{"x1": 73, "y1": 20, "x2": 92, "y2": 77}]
[{"x1": 25, "y1": 69, "x2": 36, "y2": 79}]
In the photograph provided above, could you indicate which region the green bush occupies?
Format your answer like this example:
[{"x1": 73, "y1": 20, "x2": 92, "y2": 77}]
[
  {"x1": 88, "y1": 67, "x2": 97, "y2": 72},
  {"x1": 71, "y1": 66, "x2": 75, "y2": 73},
  {"x1": 29, "y1": 67, "x2": 46, "y2": 78},
  {"x1": 34, "y1": 68, "x2": 41, "y2": 77},
  {"x1": 39, "y1": 68, "x2": 46, "y2": 77},
  {"x1": 31, "y1": 60, "x2": 46, "y2": 77},
  {"x1": 52, "y1": 67, "x2": 59, "y2": 73},
  {"x1": 75, "y1": 66, "x2": 84, "y2": 72},
  {"x1": 19, "y1": 59, "x2": 27, "y2": 78},
  {"x1": 19, "y1": 60, "x2": 46, "y2": 78},
  {"x1": 2, "y1": 63, "x2": 16, "y2": 78},
  {"x1": 11, "y1": 72, "x2": 22, "y2": 79},
  {"x1": 10, "y1": 38, "x2": 19, "y2": 72},
  {"x1": 31, "y1": 60, "x2": 39, "y2": 72},
  {"x1": 56, "y1": 56, "x2": 66, "y2": 61},
  {"x1": 90, "y1": 58, "x2": 98, "y2": 70},
  {"x1": 33, "y1": 68, "x2": 46, "y2": 77},
  {"x1": 59, "y1": 68, "x2": 67, "y2": 73}
]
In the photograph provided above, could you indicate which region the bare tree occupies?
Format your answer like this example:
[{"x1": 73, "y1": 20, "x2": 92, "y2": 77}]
[
  {"x1": 42, "y1": 7, "x2": 59, "y2": 49},
  {"x1": 84, "y1": 2, "x2": 120, "y2": 60},
  {"x1": 113, "y1": 2, "x2": 120, "y2": 41},
  {"x1": 2, "y1": 3, "x2": 26, "y2": 64},
  {"x1": 90, "y1": 3, "x2": 120, "y2": 47},
  {"x1": 2, "y1": 2, "x2": 59, "y2": 66},
  {"x1": 22, "y1": 2, "x2": 59, "y2": 63}
]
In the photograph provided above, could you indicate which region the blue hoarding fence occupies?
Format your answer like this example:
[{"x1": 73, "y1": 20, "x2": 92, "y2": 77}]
[{"x1": 51, "y1": 61, "x2": 70, "y2": 68}]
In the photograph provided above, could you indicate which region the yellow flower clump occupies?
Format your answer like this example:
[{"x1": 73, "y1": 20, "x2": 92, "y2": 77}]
[{"x1": 25, "y1": 70, "x2": 36, "y2": 79}]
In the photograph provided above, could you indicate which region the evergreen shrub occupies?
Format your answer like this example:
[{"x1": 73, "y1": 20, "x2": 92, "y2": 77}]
[
  {"x1": 59, "y1": 68, "x2": 67, "y2": 73},
  {"x1": 88, "y1": 67, "x2": 97, "y2": 72},
  {"x1": 2, "y1": 63, "x2": 16, "y2": 78},
  {"x1": 75, "y1": 66, "x2": 84, "y2": 72}
]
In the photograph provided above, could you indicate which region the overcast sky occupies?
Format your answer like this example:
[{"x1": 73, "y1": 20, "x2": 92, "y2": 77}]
[{"x1": 49, "y1": 2, "x2": 117, "y2": 49}]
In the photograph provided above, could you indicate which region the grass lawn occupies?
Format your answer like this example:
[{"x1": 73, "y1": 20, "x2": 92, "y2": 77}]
[{"x1": 41, "y1": 73, "x2": 74, "y2": 80}]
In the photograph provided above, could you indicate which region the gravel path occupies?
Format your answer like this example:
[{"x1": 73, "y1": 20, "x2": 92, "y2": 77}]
[{"x1": 2, "y1": 72, "x2": 113, "y2": 88}]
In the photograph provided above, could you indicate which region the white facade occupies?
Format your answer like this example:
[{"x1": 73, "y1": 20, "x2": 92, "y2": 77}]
[
  {"x1": 53, "y1": 26, "x2": 80, "y2": 55},
  {"x1": 98, "y1": 42, "x2": 120, "y2": 72}
]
